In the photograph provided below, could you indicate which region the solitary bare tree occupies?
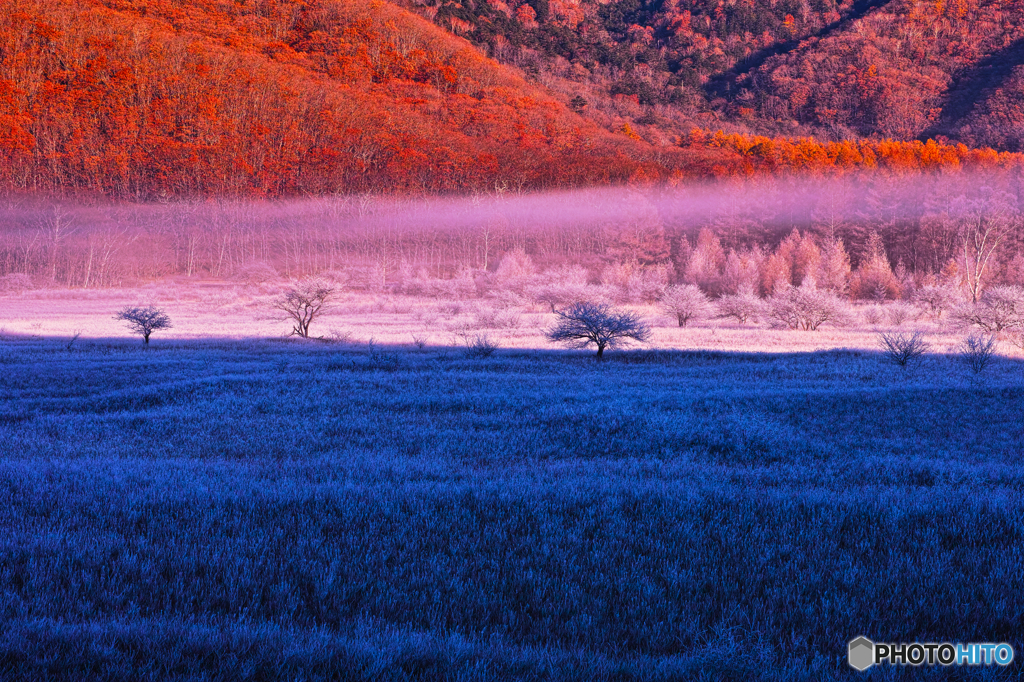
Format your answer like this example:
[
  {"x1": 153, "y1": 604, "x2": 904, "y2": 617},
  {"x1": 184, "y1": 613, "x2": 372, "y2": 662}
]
[
  {"x1": 954, "y1": 191, "x2": 1016, "y2": 303},
  {"x1": 114, "y1": 306, "x2": 172, "y2": 344},
  {"x1": 547, "y1": 302, "x2": 650, "y2": 359},
  {"x1": 274, "y1": 278, "x2": 335, "y2": 338}
]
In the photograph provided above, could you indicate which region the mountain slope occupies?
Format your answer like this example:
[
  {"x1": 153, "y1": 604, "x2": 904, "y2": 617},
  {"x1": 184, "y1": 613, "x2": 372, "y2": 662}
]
[
  {"x1": 0, "y1": 0, "x2": 741, "y2": 198},
  {"x1": 406, "y1": 0, "x2": 1024, "y2": 150}
]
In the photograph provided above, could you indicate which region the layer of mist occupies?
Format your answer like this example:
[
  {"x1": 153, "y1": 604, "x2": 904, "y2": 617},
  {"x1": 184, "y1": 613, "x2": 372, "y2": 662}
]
[{"x1": 1, "y1": 172, "x2": 1022, "y2": 290}]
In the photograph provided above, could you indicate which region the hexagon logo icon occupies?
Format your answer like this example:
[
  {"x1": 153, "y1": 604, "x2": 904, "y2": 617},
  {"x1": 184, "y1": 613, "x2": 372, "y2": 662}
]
[{"x1": 848, "y1": 637, "x2": 875, "y2": 671}]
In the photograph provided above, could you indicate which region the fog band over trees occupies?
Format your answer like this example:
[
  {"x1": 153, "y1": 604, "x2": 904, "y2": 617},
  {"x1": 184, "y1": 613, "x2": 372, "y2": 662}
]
[{"x1": 2, "y1": 174, "x2": 1024, "y2": 304}]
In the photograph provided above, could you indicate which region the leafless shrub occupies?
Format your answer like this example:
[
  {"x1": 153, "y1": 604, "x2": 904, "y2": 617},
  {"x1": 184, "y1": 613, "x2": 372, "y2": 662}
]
[
  {"x1": 272, "y1": 278, "x2": 335, "y2": 338},
  {"x1": 884, "y1": 302, "x2": 918, "y2": 327},
  {"x1": 1005, "y1": 329, "x2": 1024, "y2": 351},
  {"x1": 529, "y1": 283, "x2": 590, "y2": 312},
  {"x1": 411, "y1": 334, "x2": 429, "y2": 350},
  {"x1": 493, "y1": 249, "x2": 536, "y2": 295},
  {"x1": 488, "y1": 289, "x2": 527, "y2": 309},
  {"x1": 660, "y1": 284, "x2": 713, "y2": 327},
  {"x1": 436, "y1": 302, "x2": 463, "y2": 319},
  {"x1": 957, "y1": 333, "x2": 999, "y2": 374},
  {"x1": 862, "y1": 305, "x2": 883, "y2": 326},
  {"x1": 474, "y1": 308, "x2": 520, "y2": 329},
  {"x1": 366, "y1": 338, "x2": 401, "y2": 370},
  {"x1": 768, "y1": 284, "x2": 850, "y2": 331},
  {"x1": 716, "y1": 289, "x2": 763, "y2": 324},
  {"x1": 912, "y1": 285, "x2": 961, "y2": 319},
  {"x1": 950, "y1": 286, "x2": 1024, "y2": 332},
  {"x1": 114, "y1": 305, "x2": 172, "y2": 345},
  {"x1": 546, "y1": 302, "x2": 650, "y2": 359},
  {"x1": 462, "y1": 333, "x2": 498, "y2": 358},
  {"x1": 414, "y1": 271, "x2": 477, "y2": 299},
  {"x1": 878, "y1": 330, "x2": 929, "y2": 367},
  {"x1": 327, "y1": 328, "x2": 353, "y2": 345}
]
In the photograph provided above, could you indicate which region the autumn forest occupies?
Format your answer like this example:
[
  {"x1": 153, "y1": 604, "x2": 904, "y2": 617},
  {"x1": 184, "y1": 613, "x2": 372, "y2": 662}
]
[{"x1": 3, "y1": 0, "x2": 1024, "y2": 295}]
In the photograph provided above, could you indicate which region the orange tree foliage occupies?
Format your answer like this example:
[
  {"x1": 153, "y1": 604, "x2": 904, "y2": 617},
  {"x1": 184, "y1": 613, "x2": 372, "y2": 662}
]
[
  {"x1": 685, "y1": 129, "x2": 1021, "y2": 176},
  {"x1": 0, "y1": 0, "x2": 746, "y2": 198}
]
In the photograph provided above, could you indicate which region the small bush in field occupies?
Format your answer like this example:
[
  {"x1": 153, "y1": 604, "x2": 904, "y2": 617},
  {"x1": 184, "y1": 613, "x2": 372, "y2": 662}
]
[
  {"x1": 768, "y1": 284, "x2": 849, "y2": 331},
  {"x1": 114, "y1": 305, "x2": 172, "y2": 345},
  {"x1": 659, "y1": 285, "x2": 713, "y2": 327},
  {"x1": 463, "y1": 333, "x2": 498, "y2": 358},
  {"x1": 474, "y1": 308, "x2": 520, "y2": 329},
  {"x1": 877, "y1": 330, "x2": 928, "y2": 367},
  {"x1": 884, "y1": 302, "x2": 917, "y2": 327},
  {"x1": 327, "y1": 328, "x2": 353, "y2": 344},
  {"x1": 411, "y1": 334, "x2": 429, "y2": 350},
  {"x1": 436, "y1": 302, "x2": 463, "y2": 319},
  {"x1": 365, "y1": 339, "x2": 401, "y2": 370},
  {"x1": 716, "y1": 289, "x2": 763, "y2": 323},
  {"x1": 957, "y1": 333, "x2": 998, "y2": 375},
  {"x1": 862, "y1": 305, "x2": 883, "y2": 325},
  {"x1": 547, "y1": 302, "x2": 650, "y2": 359}
]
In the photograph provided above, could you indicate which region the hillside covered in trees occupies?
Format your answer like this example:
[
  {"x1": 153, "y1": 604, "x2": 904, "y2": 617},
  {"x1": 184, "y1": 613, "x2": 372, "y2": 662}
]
[
  {"x1": 5, "y1": 0, "x2": 1024, "y2": 199},
  {"x1": 410, "y1": 0, "x2": 1024, "y2": 150},
  {"x1": 1, "y1": 0, "x2": 755, "y2": 198}
]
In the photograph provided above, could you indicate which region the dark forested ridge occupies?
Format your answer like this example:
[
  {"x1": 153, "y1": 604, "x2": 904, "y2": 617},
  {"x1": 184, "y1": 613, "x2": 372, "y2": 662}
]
[{"x1": 410, "y1": 0, "x2": 1024, "y2": 150}]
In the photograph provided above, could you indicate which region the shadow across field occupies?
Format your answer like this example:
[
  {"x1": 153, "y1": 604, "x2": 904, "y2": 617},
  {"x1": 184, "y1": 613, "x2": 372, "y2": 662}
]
[
  {"x1": 923, "y1": 35, "x2": 1024, "y2": 145},
  {"x1": 0, "y1": 337, "x2": 1022, "y2": 680}
]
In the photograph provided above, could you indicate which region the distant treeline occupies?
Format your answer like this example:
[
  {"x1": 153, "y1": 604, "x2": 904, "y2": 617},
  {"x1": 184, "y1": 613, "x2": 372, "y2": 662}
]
[{"x1": 1, "y1": 174, "x2": 1023, "y2": 301}]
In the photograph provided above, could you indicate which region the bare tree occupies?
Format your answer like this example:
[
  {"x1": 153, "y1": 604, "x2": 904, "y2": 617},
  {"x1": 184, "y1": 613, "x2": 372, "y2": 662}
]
[
  {"x1": 883, "y1": 302, "x2": 918, "y2": 327},
  {"x1": 44, "y1": 205, "x2": 77, "y2": 284},
  {"x1": 114, "y1": 306, "x2": 172, "y2": 345},
  {"x1": 912, "y1": 285, "x2": 961, "y2": 320},
  {"x1": 547, "y1": 302, "x2": 650, "y2": 359},
  {"x1": 951, "y1": 285, "x2": 1024, "y2": 332},
  {"x1": 273, "y1": 278, "x2": 335, "y2": 338},
  {"x1": 660, "y1": 284, "x2": 714, "y2": 327},
  {"x1": 716, "y1": 287, "x2": 763, "y2": 324},
  {"x1": 878, "y1": 330, "x2": 929, "y2": 367},
  {"x1": 953, "y1": 191, "x2": 1016, "y2": 303},
  {"x1": 767, "y1": 283, "x2": 849, "y2": 331}
]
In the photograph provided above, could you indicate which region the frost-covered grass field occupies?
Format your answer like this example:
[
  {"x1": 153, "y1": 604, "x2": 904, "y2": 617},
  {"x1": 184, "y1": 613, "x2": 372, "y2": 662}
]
[
  {"x1": 0, "y1": 283, "x2": 1015, "y2": 357},
  {"x1": 1, "y1": 320, "x2": 1023, "y2": 680}
]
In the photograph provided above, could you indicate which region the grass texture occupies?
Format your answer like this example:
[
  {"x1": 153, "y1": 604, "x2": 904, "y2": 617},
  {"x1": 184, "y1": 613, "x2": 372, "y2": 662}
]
[{"x1": 0, "y1": 337, "x2": 1022, "y2": 680}]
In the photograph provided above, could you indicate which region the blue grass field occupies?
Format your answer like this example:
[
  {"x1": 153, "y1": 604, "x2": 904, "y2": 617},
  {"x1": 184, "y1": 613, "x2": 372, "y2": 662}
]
[{"x1": 1, "y1": 337, "x2": 1022, "y2": 680}]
